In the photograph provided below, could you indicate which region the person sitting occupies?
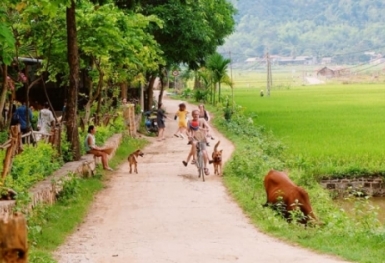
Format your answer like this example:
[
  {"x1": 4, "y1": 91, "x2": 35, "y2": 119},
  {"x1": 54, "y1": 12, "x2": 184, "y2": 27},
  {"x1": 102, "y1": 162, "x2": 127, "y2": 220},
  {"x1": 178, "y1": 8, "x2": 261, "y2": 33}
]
[
  {"x1": 85, "y1": 125, "x2": 113, "y2": 171},
  {"x1": 182, "y1": 110, "x2": 212, "y2": 176}
]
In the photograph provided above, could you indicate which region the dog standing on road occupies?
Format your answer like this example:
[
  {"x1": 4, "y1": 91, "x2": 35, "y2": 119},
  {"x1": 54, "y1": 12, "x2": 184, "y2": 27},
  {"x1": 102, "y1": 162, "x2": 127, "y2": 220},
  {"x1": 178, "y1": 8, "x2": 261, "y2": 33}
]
[
  {"x1": 211, "y1": 141, "x2": 223, "y2": 175},
  {"x1": 128, "y1": 149, "x2": 144, "y2": 174}
]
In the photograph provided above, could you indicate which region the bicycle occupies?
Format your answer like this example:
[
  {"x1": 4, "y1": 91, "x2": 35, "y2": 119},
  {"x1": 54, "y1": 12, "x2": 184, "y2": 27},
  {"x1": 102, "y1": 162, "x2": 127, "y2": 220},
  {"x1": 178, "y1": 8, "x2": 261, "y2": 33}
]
[{"x1": 195, "y1": 141, "x2": 205, "y2": 182}]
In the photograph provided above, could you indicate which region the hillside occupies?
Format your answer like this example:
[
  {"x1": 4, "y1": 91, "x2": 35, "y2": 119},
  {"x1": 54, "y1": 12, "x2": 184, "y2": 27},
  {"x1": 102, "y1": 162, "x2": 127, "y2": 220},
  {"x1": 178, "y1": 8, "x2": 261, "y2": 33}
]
[{"x1": 220, "y1": 0, "x2": 385, "y2": 64}]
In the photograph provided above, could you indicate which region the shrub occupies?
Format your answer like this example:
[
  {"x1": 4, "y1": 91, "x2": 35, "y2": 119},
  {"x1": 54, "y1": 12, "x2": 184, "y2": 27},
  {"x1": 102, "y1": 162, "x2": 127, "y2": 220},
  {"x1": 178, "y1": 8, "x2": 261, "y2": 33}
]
[
  {"x1": 180, "y1": 88, "x2": 194, "y2": 99},
  {"x1": 194, "y1": 89, "x2": 209, "y2": 102},
  {"x1": 0, "y1": 130, "x2": 9, "y2": 144},
  {"x1": 6, "y1": 143, "x2": 62, "y2": 193}
]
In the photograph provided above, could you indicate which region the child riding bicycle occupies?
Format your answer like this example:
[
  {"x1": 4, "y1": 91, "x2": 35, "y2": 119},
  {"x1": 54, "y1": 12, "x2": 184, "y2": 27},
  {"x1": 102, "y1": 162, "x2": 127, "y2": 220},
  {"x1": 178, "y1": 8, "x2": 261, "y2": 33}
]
[{"x1": 182, "y1": 110, "x2": 212, "y2": 175}]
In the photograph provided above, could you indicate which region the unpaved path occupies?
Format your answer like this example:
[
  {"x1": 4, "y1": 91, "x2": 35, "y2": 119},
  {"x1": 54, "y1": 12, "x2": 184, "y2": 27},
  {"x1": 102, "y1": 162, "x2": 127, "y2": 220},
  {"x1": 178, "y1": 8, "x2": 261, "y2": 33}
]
[
  {"x1": 305, "y1": 77, "x2": 325, "y2": 85},
  {"x1": 54, "y1": 94, "x2": 350, "y2": 263}
]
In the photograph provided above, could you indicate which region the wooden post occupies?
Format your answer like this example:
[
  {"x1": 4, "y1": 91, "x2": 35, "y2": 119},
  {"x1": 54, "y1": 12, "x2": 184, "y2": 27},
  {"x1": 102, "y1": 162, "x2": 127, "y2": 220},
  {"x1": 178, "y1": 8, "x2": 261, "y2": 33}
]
[
  {"x1": 127, "y1": 104, "x2": 136, "y2": 137},
  {"x1": 0, "y1": 213, "x2": 28, "y2": 263},
  {"x1": 122, "y1": 103, "x2": 130, "y2": 131},
  {"x1": 266, "y1": 52, "x2": 272, "y2": 97},
  {"x1": 1, "y1": 126, "x2": 22, "y2": 181}
]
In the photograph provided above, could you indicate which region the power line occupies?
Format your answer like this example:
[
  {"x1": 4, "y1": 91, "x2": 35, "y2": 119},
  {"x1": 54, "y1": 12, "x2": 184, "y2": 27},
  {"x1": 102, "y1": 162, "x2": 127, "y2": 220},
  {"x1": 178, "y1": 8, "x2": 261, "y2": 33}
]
[{"x1": 349, "y1": 60, "x2": 385, "y2": 74}]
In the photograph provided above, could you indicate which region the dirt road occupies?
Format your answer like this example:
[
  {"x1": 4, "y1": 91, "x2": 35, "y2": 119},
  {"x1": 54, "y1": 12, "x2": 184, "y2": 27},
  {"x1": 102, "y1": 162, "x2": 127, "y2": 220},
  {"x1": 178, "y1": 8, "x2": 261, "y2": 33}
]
[{"x1": 54, "y1": 94, "x2": 349, "y2": 263}]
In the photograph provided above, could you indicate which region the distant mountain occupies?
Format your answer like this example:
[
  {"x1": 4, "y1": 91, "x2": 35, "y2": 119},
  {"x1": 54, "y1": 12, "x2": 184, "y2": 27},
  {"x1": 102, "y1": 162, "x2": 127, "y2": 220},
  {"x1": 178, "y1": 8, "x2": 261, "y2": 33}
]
[{"x1": 219, "y1": 0, "x2": 385, "y2": 64}]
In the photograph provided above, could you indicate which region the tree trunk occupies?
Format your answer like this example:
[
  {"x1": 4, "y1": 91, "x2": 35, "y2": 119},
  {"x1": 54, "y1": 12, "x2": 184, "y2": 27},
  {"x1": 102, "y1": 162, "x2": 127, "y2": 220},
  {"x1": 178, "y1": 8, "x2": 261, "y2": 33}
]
[
  {"x1": 121, "y1": 82, "x2": 127, "y2": 100},
  {"x1": 158, "y1": 79, "x2": 164, "y2": 106},
  {"x1": 66, "y1": 0, "x2": 81, "y2": 161},
  {"x1": 194, "y1": 72, "x2": 200, "y2": 90},
  {"x1": 0, "y1": 65, "x2": 8, "y2": 130},
  {"x1": 158, "y1": 68, "x2": 166, "y2": 105},
  {"x1": 83, "y1": 65, "x2": 103, "y2": 124},
  {"x1": 40, "y1": 75, "x2": 58, "y2": 121},
  {"x1": 144, "y1": 76, "x2": 156, "y2": 111},
  {"x1": 1, "y1": 125, "x2": 22, "y2": 180},
  {"x1": 0, "y1": 213, "x2": 28, "y2": 263}
]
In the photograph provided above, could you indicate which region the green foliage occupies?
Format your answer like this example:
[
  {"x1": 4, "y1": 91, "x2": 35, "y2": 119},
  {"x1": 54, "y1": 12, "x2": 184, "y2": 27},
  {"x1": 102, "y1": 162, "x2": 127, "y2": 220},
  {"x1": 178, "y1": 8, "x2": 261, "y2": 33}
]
[
  {"x1": 108, "y1": 115, "x2": 125, "y2": 134},
  {"x1": 193, "y1": 89, "x2": 209, "y2": 103},
  {"x1": 60, "y1": 131, "x2": 73, "y2": 162},
  {"x1": 142, "y1": 0, "x2": 235, "y2": 66},
  {"x1": 56, "y1": 173, "x2": 81, "y2": 204},
  {"x1": 222, "y1": 100, "x2": 233, "y2": 121},
  {"x1": 31, "y1": 110, "x2": 38, "y2": 130},
  {"x1": 0, "y1": 1, "x2": 16, "y2": 65},
  {"x1": 135, "y1": 104, "x2": 141, "y2": 115},
  {"x1": 0, "y1": 130, "x2": 8, "y2": 144},
  {"x1": 180, "y1": 88, "x2": 194, "y2": 99},
  {"x1": 5, "y1": 143, "x2": 62, "y2": 193},
  {"x1": 206, "y1": 52, "x2": 232, "y2": 103}
]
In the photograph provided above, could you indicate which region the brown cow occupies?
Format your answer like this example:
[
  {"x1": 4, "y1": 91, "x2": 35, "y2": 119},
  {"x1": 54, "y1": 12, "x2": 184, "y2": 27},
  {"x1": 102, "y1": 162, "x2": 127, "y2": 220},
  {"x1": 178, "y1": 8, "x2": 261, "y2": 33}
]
[{"x1": 263, "y1": 170, "x2": 316, "y2": 224}]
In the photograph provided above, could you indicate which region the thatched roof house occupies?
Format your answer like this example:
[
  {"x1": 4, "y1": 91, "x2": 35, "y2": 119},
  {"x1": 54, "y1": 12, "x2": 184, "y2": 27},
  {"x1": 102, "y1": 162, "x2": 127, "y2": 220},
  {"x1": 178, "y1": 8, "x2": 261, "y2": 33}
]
[{"x1": 316, "y1": 66, "x2": 347, "y2": 78}]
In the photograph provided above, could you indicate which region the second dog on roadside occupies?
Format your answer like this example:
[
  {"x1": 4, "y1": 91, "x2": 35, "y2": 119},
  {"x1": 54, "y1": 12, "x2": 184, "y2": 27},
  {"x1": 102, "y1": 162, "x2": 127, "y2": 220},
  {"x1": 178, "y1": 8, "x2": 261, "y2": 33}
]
[
  {"x1": 210, "y1": 141, "x2": 223, "y2": 175},
  {"x1": 128, "y1": 149, "x2": 144, "y2": 174}
]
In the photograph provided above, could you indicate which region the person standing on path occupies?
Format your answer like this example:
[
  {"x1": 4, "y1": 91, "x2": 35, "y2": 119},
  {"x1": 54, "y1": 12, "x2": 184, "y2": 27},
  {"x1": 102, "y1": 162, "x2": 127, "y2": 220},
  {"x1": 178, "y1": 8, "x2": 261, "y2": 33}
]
[
  {"x1": 16, "y1": 100, "x2": 36, "y2": 144},
  {"x1": 198, "y1": 104, "x2": 214, "y2": 141},
  {"x1": 157, "y1": 102, "x2": 170, "y2": 141},
  {"x1": 37, "y1": 102, "x2": 55, "y2": 137},
  {"x1": 16, "y1": 101, "x2": 33, "y2": 135},
  {"x1": 174, "y1": 103, "x2": 189, "y2": 138},
  {"x1": 198, "y1": 104, "x2": 210, "y2": 122}
]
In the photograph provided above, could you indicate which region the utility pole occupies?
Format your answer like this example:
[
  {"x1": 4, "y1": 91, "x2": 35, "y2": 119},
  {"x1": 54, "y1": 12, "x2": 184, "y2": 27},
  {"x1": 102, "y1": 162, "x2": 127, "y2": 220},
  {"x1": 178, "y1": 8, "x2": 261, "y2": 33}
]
[
  {"x1": 229, "y1": 51, "x2": 234, "y2": 111},
  {"x1": 266, "y1": 52, "x2": 272, "y2": 96}
]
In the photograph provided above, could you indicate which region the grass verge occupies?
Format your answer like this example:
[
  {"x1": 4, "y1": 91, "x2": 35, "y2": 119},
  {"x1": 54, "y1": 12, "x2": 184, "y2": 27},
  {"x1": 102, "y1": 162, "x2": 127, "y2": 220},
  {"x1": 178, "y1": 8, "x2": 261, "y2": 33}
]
[{"x1": 206, "y1": 102, "x2": 385, "y2": 263}]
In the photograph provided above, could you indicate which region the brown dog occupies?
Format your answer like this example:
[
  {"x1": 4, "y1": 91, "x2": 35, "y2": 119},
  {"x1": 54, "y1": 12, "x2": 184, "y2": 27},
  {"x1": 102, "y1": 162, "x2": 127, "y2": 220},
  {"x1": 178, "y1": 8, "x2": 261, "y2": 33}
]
[
  {"x1": 128, "y1": 149, "x2": 144, "y2": 174},
  {"x1": 211, "y1": 141, "x2": 223, "y2": 175}
]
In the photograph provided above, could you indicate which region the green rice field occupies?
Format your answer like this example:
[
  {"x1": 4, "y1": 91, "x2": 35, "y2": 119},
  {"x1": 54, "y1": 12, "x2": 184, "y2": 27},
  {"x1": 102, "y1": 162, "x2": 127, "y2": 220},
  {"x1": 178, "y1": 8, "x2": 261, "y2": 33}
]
[{"x1": 224, "y1": 83, "x2": 385, "y2": 164}]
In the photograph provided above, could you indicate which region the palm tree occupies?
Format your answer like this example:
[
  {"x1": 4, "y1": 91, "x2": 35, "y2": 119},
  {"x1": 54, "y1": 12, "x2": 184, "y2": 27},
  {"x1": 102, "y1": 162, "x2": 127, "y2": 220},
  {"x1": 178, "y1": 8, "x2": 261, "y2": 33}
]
[{"x1": 206, "y1": 52, "x2": 231, "y2": 104}]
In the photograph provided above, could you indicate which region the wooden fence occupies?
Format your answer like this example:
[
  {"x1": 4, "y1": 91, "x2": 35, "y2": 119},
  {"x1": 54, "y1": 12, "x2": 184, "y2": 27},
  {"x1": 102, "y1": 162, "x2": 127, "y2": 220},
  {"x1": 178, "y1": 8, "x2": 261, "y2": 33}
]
[
  {"x1": 0, "y1": 111, "x2": 123, "y2": 182},
  {"x1": 0, "y1": 124, "x2": 62, "y2": 182}
]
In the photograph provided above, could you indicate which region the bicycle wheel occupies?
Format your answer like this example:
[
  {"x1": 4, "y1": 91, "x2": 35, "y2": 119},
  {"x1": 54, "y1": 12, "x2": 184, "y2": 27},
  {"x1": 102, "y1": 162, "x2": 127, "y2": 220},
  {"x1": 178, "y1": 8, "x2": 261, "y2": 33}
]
[{"x1": 195, "y1": 142, "x2": 205, "y2": 182}]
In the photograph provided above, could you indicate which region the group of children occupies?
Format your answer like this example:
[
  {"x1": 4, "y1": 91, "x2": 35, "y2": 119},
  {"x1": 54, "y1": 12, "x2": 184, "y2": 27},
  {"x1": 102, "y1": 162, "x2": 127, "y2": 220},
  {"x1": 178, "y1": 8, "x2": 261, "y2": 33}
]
[
  {"x1": 173, "y1": 103, "x2": 215, "y2": 176},
  {"x1": 173, "y1": 103, "x2": 214, "y2": 143},
  {"x1": 132, "y1": 100, "x2": 215, "y2": 175}
]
